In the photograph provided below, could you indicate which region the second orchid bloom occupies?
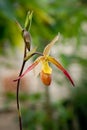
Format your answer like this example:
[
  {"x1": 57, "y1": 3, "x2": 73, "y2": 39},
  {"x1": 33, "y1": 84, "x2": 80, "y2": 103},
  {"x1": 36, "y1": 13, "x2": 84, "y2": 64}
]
[{"x1": 14, "y1": 34, "x2": 75, "y2": 86}]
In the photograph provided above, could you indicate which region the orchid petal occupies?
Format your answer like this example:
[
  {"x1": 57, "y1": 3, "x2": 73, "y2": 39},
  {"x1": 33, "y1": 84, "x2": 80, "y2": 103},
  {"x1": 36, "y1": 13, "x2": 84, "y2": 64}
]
[
  {"x1": 43, "y1": 33, "x2": 60, "y2": 56},
  {"x1": 47, "y1": 56, "x2": 75, "y2": 86},
  {"x1": 14, "y1": 57, "x2": 42, "y2": 81}
]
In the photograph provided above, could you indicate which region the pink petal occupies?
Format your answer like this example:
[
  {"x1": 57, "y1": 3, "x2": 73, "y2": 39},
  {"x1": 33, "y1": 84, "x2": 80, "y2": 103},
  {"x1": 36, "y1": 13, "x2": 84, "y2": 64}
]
[
  {"x1": 13, "y1": 60, "x2": 40, "y2": 82},
  {"x1": 47, "y1": 56, "x2": 75, "y2": 86}
]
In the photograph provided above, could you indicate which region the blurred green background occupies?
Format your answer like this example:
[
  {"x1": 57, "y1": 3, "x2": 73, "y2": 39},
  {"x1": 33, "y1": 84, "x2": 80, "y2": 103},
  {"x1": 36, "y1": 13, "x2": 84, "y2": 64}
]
[{"x1": 0, "y1": 0, "x2": 87, "y2": 130}]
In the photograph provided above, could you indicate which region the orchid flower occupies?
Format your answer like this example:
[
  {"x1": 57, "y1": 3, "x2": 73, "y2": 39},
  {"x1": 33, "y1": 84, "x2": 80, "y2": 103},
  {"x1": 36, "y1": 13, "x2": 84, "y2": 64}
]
[{"x1": 14, "y1": 33, "x2": 74, "y2": 86}]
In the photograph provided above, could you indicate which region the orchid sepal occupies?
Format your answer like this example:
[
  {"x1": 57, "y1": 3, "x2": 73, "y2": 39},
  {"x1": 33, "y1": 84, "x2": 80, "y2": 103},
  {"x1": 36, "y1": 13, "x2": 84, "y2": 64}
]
[{"x1": 43, "y1": 33, "x2": 60, "y2": 56}]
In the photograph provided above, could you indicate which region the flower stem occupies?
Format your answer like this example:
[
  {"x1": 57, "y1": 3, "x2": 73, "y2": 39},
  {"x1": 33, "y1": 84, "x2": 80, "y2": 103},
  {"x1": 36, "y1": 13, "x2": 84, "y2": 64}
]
[
  {"x1": 16, "y1": 46, "x2": 27, "y2": 130},
  {"x1": 44, "y1": 87, "x2": 53, "y2": 130},
  {"x1": 16, "y1": 11, "x2": 33, "y2": 130}
]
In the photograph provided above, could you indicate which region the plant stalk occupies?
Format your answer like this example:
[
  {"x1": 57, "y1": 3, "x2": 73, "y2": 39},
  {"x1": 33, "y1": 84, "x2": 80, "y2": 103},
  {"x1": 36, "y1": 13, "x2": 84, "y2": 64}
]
[{"x1": 16, "y1": 46, "x2": 27, "y2": 130}]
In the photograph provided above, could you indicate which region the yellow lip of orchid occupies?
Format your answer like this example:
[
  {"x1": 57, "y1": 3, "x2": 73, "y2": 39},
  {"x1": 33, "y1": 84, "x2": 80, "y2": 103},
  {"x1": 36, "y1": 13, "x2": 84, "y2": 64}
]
[
  {"x1": 41, "y1": 60, "x2": 52, "y2": 74},
  {"x1": 14, "y1": 33, "x2": 75, "y2": 86}
]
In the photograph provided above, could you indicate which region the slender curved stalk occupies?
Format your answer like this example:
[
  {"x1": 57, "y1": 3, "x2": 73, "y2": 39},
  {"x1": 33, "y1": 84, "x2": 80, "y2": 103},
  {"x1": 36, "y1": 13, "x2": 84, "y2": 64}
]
[
  {"x1": 16, "y1": 11, "x2": 33, "y2": 130},
  {"x1": 16, "y1": 46, "x2": 27, "y2": 130}
]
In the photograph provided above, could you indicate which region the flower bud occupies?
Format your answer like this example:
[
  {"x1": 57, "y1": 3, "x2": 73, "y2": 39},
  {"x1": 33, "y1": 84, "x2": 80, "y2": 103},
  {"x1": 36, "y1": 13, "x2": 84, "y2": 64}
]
[
  {"x1": 22, "y1": 29, "x2": 31, "y2": 51},
  {"x1": 40, "y1": 71, "x2": 52, "y2": 86}
]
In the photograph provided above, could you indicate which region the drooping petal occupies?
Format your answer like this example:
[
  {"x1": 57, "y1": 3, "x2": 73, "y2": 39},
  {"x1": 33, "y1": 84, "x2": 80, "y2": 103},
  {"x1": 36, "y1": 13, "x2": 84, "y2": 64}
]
[
  {"x1": 14, "y1": 57, "x2": 42, "y2": 81},
  {"x1": 43, "y1": 33, "x2": 60, "y2": 56},
  {"x1": 47, "y1": 56, "x2": 75, "y2": 86}
]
